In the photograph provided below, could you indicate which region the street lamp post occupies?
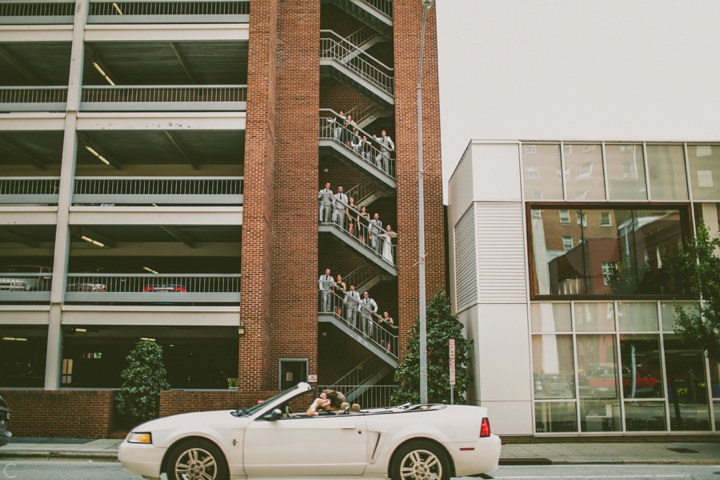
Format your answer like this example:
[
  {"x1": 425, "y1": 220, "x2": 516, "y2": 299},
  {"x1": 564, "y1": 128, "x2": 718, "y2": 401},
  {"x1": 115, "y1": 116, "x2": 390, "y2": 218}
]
[{"x1": 417, "y1": 0, "x2": 435, "y2": 404}]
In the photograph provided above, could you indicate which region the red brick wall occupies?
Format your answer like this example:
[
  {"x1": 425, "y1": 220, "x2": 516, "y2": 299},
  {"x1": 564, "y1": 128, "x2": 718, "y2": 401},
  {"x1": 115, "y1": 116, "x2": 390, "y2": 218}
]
[
  {"x1": 393, "y1": 3, "x2": 446, "y2": 362},
  {"x1": 0, "y1": 390, "x2": 118, "y2": 438},
  {"x1": 270, "y1": 0, "x2": 321, "y2": 381},
  {"x1": 159, "y1": 390, "x2": 309, "y2": 417},
  {"x1": 239, "y1": 0, "x2": 279, "y2": 391}
]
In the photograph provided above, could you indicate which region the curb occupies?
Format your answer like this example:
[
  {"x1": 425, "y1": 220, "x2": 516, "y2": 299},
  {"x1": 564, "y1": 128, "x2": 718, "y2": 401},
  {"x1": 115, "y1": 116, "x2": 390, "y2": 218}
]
[
  {"x1": 500, "y1": 458, "x2": 720, "y2": 466},
  {"x1": 0, "y1": 451, "x2": 119, "y2": 461}
]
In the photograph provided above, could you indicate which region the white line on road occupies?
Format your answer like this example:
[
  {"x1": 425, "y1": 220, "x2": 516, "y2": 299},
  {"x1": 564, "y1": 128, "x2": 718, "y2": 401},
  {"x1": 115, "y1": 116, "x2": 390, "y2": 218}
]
[{"x1": 490, "y1": 476, "x2": 689, "y2": 479}]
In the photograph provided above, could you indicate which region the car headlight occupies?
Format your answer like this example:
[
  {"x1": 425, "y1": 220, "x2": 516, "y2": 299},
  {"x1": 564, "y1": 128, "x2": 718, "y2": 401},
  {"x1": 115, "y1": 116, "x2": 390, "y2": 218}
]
[{"x1": 126, "y1": 432, "x2": 152, "y2": 444}]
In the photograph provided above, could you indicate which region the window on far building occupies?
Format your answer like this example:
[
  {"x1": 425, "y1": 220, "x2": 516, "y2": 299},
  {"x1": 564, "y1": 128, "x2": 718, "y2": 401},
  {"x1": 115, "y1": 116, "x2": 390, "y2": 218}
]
[
  {"x1": 529, "y1": 206, "x2": 690, "y2": 298},
  {"x1": 525, "y1": 163, "x2": 540, "y2": 179},
  {"x1": 559, "y1": 210, "x2": 570, "y2": 224}
]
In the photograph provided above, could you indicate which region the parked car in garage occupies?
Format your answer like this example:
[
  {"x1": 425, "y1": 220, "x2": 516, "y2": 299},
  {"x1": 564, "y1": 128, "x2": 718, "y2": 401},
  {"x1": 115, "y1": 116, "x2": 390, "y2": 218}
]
[
  {"x1": 0, "y1": 394, "x2": 11, "y2": 447},
  {"x1": 119, "y1": 382, "x2": 501, "y2": 480},
  {"x1": 0, "y1": 265, "x2": 52, "y2": 292}
]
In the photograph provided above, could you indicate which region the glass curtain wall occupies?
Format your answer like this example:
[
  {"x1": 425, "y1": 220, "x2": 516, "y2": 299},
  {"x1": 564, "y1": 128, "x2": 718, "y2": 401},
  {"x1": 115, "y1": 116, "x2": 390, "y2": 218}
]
[
  {"x1": 531, "y1": 301, "x2": 713, "y2": 433},
  {"x1": 530, "y1": 207, "x2": 687, "y2": 298}
]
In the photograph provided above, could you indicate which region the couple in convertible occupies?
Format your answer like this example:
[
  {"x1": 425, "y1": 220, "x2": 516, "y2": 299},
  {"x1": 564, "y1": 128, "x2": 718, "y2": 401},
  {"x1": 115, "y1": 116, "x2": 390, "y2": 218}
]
[{"x1": 305, "y1": 389, "x2": 346, "y2": 416}]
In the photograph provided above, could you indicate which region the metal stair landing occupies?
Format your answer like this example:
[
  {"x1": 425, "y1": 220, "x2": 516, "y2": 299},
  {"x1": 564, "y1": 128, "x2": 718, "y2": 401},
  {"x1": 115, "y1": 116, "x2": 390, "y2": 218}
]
[{"x1": 321, "y1": 0, "x2": 393, "y2": 38}]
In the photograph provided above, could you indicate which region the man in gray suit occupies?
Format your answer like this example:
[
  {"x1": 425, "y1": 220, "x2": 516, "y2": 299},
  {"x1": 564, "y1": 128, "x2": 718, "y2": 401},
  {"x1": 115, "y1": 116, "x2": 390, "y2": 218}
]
[
  {"x1": 318, "y1": 182, "x2": 333, "y2": 223},
  {"x1": 318, "y1": 268, "x2": 334, "y2": 312},
  {"x1": 372, "y1": 130, "x2": 395, "y2": 174},
  {"x1": 369, "y1": 213, "x2": 383, "y2": 254},
  {"x1": 343, "y1": 284, "x2": 361, "y2": 328},
  {"x1": 359, "y1": 290, "x2": 378, "y2": 337},
  {"x1": 333, "y1": 186, "x2": 348, "y2": 230}
]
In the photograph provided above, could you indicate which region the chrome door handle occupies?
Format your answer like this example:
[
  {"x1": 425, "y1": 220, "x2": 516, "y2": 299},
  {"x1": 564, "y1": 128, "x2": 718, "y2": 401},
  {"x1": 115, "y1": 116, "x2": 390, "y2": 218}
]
[{"x1": 341, "y1": 425, "x2": 356, "y2": 430}]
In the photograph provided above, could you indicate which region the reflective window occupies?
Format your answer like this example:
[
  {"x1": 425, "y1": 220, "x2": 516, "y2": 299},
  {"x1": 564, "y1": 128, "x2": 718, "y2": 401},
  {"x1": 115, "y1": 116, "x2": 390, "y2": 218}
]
[
  {"x1": 660, "y1": 302, "x2": 699, "y2": 332},
  {"x1": 663, "y1": 336, "x2": 711, "y2": 431},
  {"x1": 617, "y1": 303, "x2": 659, "y2": 332},
  {"x1": 530, "y1": 207, "x2": 687, "y2": 297},
  {"x1": 624, "y1": 401, "x2": 667, "y2": 432},
  {"x1": 522, "y1": 144, "x2": 563, "y2": 200},
  {"x1": 687, "y1": 145, "x2": 720, "y2": 201},
  {"x1": 620, "y1": 334, "x2": 663, "y2": 398},
  {"x1": 535, "y1": 401, "x2": 577, "y2": 433},
  {"x1": 577, "y1": 334, "x2": 621, "y2": 432},
  {"x1": 605, "y1": 144, "x2": 647, "y2": 200},
  {"x1": 530, "y1": 303, "x2": 572, "y2": 333},
  {"x1": 575, "y1": 302, "x2": 615, "y2": 332},
  {"x1": 530, "y1": 208, "x2": 585, "y2": 295},
  {"x1": 532, "y1": 335, "x2": 575, "y2": 399},
  {"x1": 646, "y1": 145, "x2": 688, "y2": 200},
  {"x1": 564, "y1": 144, "x2": 604, "y2": 200}
]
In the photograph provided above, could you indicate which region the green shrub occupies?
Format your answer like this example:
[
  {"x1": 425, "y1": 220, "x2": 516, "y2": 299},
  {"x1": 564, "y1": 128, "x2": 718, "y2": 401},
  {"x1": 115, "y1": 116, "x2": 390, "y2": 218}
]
[{"x1": 115, "y1": 340, "x2": 171, "y2": 425}]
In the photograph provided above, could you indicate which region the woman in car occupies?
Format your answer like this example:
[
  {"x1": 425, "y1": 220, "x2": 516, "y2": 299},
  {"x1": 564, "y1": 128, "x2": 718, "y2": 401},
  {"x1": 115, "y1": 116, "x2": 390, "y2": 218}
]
[{"x1": 306, "y1": 389, "x2": 345, "y2": 416}]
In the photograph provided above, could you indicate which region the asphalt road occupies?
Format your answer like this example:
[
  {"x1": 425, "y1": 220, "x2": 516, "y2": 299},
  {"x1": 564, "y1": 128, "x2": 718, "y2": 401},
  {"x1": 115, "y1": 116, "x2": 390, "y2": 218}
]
[{"x1": 0, "y1": 460, "x2": 719, "y2": 480}]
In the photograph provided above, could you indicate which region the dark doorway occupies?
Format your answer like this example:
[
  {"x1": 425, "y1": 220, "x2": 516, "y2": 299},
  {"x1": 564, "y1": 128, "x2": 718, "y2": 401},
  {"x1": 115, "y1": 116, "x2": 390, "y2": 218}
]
[{"x1": 279, "y1": 359, "x2": 307, "y2": 390}]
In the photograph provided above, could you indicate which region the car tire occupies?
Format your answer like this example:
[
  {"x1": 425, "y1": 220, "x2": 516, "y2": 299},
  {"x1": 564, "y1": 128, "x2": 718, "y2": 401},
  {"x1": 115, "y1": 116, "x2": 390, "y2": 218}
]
[
  {"x1": 390, "y1": 440, "x2": 451, "y2": 480},
  {"x1": 165, "y1": 438, "x2": 229, "y2": 480}
]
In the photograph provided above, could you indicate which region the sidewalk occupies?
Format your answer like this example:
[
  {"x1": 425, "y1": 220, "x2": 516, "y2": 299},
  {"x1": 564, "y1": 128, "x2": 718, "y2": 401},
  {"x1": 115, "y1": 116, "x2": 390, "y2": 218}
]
[{"x1": 0, "y1": 438, "x2": 719, "y2": 465}]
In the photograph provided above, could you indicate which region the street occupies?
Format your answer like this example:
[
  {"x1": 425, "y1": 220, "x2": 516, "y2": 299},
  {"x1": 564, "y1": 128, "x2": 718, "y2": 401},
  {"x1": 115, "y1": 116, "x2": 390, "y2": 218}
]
[{"x1": 0, "y1": 460, "x2": 719, "y2": 480}]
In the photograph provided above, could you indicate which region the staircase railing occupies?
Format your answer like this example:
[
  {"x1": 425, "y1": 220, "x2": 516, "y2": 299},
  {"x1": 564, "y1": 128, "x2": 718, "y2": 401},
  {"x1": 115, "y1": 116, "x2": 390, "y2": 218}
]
[
  {"x1": 356, "y1": 0, "x2": 393, "y2": 19},
  {"x1": 318, "y1": 199, "x2": 397, "y2": 266},
  {"x1": 343, "y1": 263, "x2": 381, "y2": 290},
  {"x1": 327, "y1": 355, "x2": 388, "y2": 391},
  {"x1": 320, "y1": 33, "x2": 394, "y2": 97},
  {"x1": 345, "y1": 180, "x2": 378, "y2": 206},
  {"x1": 345, "y1": 25, "x2": 379, "y2": 49},
  {"x1": 318, "y1": 290, "x2": 398, "y2": 359},
  {"x1": 319, "y1": 109, "x2": 395, "y2": 178}
]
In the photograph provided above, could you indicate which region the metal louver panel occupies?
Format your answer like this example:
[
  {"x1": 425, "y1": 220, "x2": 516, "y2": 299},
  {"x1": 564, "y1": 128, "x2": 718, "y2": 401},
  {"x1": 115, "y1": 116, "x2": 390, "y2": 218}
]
[
  {"x1": 475, "y1": 203, "x2": 527, "y2": 303},
  {"x1": 454, "y1": 205, "x2": 477, "y2": 310}
]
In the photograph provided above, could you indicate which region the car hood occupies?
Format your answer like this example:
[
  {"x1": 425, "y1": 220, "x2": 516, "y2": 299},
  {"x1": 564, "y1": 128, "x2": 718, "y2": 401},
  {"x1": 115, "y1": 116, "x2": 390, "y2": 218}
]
[{"x1": 135, "y1": 410, "x2": 239, "y2": 431}]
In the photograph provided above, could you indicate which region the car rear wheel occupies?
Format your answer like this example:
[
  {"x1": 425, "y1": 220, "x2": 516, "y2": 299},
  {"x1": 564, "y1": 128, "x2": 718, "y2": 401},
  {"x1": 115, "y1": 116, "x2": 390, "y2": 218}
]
[
  {"x1": 166, "y1": 439, "x2": 228, "y2": 480},
  {"x1": 390, "y1": 440, "x2": 451, "y2": 480}
]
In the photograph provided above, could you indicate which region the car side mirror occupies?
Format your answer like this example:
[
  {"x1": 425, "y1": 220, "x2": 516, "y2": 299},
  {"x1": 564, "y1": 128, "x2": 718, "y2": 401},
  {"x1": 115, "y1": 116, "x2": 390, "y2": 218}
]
[{"x1": 263, "y1": 408, "x2": 283, "y2": 421}]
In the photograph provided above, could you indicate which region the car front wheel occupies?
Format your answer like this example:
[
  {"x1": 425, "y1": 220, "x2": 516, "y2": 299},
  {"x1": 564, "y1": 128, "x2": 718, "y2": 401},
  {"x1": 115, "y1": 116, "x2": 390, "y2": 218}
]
[
  {"x1": 390, "y1": 440, "x2": 451, "y2": 480},
  {"x1": 166, "y1": 439, "x2": 229, "y2": 480}
]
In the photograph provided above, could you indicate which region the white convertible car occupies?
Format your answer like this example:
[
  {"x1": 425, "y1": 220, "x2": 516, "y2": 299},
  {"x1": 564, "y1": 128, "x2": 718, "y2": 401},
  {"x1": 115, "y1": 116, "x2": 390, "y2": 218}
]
[{"x1": 118, "y1": 382, "x2": 501, "y2": 480}]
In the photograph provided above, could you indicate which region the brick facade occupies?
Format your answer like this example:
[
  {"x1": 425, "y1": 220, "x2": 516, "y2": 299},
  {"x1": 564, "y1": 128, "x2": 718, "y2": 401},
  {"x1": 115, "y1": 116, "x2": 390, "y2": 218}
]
[
  {"x1": 0, "y1": 390, "x2": 119, "y2": 438},
  {"x1": 393, "y1": 1, "x2": 446, "y2": 361}
]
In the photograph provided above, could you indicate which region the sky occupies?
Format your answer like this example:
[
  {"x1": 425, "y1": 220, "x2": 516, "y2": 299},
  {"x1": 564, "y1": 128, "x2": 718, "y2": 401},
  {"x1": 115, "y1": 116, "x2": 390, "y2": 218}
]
[{"x1": 436, "y1": 0, "x2": 720, "y2": 201}]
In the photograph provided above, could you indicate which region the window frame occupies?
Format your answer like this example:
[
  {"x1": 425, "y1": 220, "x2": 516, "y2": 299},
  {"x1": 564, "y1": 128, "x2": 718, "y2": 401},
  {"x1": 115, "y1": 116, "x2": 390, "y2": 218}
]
[{"x1": 526, "y1": 202, "x2": 694, "y2": 301}]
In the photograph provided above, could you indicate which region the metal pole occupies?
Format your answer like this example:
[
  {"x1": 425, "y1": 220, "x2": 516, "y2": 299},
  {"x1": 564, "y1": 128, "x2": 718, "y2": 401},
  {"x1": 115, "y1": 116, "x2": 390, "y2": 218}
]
[{"x1": 418, "y1": 0, "x2": 434, "y2": 404}]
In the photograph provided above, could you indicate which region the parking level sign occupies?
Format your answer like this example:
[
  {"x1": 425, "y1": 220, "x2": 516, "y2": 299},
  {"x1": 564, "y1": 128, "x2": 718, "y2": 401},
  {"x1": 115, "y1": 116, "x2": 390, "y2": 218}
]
[{"x1": 449, "y1": 339, "x2": 456, "y2": 386}]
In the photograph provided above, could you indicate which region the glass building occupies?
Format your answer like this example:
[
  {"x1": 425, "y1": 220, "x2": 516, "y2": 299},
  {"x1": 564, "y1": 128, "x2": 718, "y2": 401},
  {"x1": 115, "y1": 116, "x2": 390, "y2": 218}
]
[{"x1": 448, "y1": 140, "x2": 720, "y2": 436}]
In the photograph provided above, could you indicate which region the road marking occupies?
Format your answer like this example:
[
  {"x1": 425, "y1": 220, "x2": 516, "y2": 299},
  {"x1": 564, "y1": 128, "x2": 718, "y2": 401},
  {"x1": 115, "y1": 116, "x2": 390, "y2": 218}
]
[{"x1": 490, "y1": 476, "x2": 688, "y2": 479}]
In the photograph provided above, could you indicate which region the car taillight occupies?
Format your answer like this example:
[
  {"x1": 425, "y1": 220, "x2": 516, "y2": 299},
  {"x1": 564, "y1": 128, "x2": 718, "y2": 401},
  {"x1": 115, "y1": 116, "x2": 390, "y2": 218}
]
[
  {"x1": 143, "y1": 286, "x2": 154, "y2": 292},
  {"x1": 480, "y1": 418, "x2": 491, "y2": 437},
  {"x1": 173, "y1": 286, "x2": 186, "y2": 292}
]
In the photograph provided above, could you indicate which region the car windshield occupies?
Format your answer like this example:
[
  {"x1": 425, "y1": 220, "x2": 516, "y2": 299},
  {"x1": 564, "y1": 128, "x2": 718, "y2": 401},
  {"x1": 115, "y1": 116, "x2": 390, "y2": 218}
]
[{"x1": 239, "y1": 385, "x2": 304, "y2": 416}]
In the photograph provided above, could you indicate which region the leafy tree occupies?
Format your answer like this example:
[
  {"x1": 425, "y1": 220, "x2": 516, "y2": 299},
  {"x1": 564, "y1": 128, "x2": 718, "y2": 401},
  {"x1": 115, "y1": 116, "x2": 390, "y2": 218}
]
[
  {"x1": 667, "y1": 224, "x2": 720, "y2": 362},
  {"x1": 391, "y1": 290, "x2": 472, "y2": 404},
  {"x1": 115, "y1": 340, "x2": 171, "y2": 425}
]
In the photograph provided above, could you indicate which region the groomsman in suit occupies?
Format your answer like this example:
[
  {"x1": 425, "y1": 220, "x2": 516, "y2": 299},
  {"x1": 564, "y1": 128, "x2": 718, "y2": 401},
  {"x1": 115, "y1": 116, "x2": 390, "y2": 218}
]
[
  {"x1": 369, "y1": 213, "x2": 383, "y2": 254},
  {"x1": 318, "y1": 183, "x2": 333, "y2": 223},
  {"x1": 333, "y1": 186, "x2": 348, "y2": 230},
  {"x1": 373, "y1": 130, "x2": 395, "y2": 173},
  {"x1": 343, "y1": 284, "x2": 361, "y2": 328},
  {"x1": 359, "y1": 290, "x2": 378, "y2": 337},
  {"x1": 318, "y1": 268, "x2": 334, "y2": 312}
]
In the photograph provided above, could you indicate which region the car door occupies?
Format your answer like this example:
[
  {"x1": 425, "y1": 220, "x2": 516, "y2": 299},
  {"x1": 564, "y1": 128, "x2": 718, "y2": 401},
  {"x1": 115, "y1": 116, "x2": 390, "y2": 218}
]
[{"x1": 243, "y1": 414, "x2": 368, "y2": 477}]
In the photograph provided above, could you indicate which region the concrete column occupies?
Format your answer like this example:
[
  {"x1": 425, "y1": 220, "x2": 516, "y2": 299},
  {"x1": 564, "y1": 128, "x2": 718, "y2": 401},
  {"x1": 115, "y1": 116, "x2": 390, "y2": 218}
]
[{"x1": 44, "y1": 0, "x2": 87, "y2": 390}]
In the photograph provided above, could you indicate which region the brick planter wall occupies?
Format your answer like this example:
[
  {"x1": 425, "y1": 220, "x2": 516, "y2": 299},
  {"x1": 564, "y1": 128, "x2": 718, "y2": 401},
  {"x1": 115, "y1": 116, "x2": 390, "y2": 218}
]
[{"x1": 0, "y1": 390, "x2": 118, "y2": 438}]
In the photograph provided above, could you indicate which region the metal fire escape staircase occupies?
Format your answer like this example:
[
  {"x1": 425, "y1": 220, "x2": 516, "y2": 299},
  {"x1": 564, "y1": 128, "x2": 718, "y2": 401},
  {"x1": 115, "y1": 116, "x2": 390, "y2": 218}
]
[
  {"x1": 320, "y1": 0, "x2": 393, "y2": 38},
  {"x1": 318, "y1": 291, "x2": 398, "y2": 367},
  {"x1": 318, "y1": 0, "x2": 398, "y2": 400},
  {"x1": 320, "y1": 31, "x2": 394, "y2": 107}
]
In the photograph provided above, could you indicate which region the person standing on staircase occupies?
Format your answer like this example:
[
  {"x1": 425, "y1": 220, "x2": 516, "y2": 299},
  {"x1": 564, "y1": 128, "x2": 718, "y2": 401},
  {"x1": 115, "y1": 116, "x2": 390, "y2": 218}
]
[
  {"x1": 369, "y1": 213, "x2": 383, "y2": 254},
  {"x1": 333, "y1": 186, "x2": 348, "y2": 230},
  {"x1": 359, "y1": 290, "x2": 378, "y2": 338},
  {"x1": 318, "y1": 182, "x2": 333, "y2": 223},
  {"x1": 372, "y1": 130, "x2": 395, "y2": 174},
  {"x1": 318, "y1": 268, "x2": 334, "y2": 313},
  {"x1": 343, "y1": 284, "x2": 361, "y2": 328}
]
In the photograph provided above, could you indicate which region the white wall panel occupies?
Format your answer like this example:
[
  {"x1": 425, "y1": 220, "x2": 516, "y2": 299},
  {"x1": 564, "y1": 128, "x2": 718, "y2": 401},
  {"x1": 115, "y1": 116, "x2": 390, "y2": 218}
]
[
  {"x1": 454, "y1": 205, "x2": 477, "y2": 311},
  {"x1": 475, "y1": 203, "x2": 526, "y2": 303}
]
